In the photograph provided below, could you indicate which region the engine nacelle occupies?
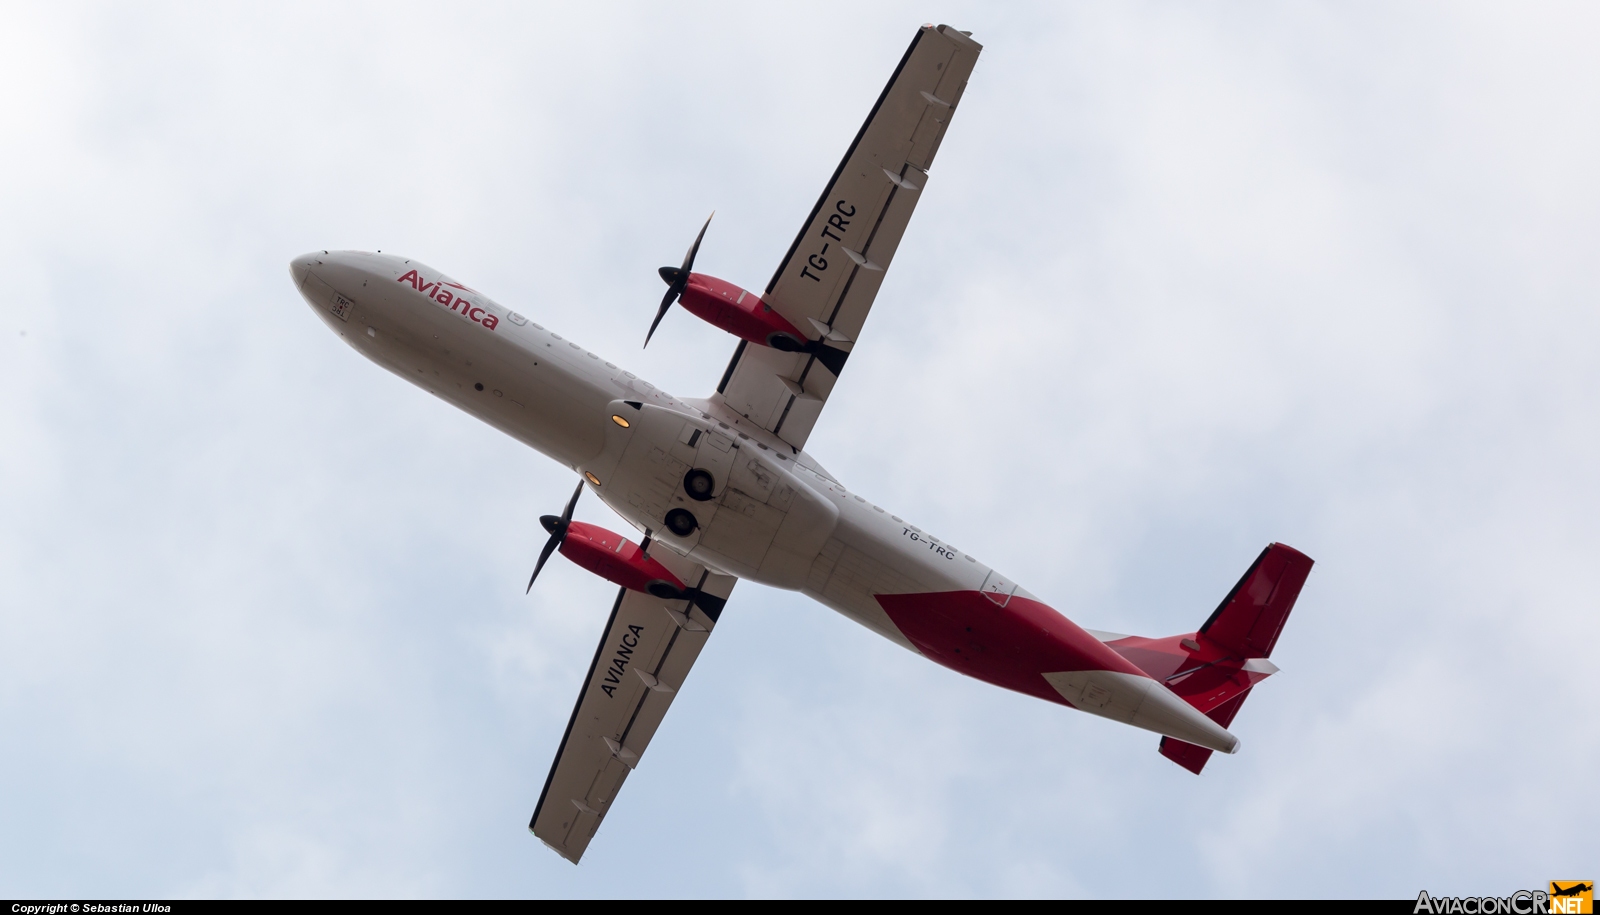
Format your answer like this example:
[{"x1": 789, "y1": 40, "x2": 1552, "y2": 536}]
[
  {"x1": 677, "y1": 273, "x2": 811, "y2": 351},
  {"x1": 556, "y1": 520, "x2": 686, "y2": 596},
  {"x1": 677, "y1": 273, "x2": 851, "y2": 375},
  {"x1": 553, "y1": 519, "x2": 726, "y2": 614}
]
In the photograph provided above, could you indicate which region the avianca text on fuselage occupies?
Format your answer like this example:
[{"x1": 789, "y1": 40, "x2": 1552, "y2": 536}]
[{"x1": 398, "y1": 269, "x2": 499, "y2": 330}]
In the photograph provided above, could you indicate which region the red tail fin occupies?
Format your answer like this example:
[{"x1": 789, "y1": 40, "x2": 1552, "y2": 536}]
[
  {"x1": 1105, "y1": 543, "x2": 1314, "y2": 774},
  {"x1": 1199, "y1": 542, "x2": 1314, "y2": 659}
]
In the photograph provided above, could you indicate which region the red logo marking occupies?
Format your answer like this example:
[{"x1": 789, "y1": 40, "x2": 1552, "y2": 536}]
[{"x1": 397, "y1": 269, "x2": 499, "y2": 331}]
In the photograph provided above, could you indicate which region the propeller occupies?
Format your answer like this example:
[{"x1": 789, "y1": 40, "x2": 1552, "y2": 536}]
[
  {"x1": 526, "y1": 479, "x2": 585, "y2": 593},
  {"x1": 644, "y1": 212, "x2": 713, "y2": 348}
]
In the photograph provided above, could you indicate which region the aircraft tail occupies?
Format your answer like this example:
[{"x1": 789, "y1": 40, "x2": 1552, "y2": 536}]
[{"x1": 1100, "y1": 543, "x2": 1314, "y2": 774}]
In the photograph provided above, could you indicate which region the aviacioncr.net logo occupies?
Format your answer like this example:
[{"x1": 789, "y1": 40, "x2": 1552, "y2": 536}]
[{"x1": 1414, "y1": 883, "x2": 1592, "y2": 915}]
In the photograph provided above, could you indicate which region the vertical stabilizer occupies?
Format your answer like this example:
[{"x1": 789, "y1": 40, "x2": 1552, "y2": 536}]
[
  {"x1": 1198, "y1": 543, "x2": 1314, "y2": 659},
  {"x1": 1101, "y1": 543, "x2": 1314, "y2": 774}
]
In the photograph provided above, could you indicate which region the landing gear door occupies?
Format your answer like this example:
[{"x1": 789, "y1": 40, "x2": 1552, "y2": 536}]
[
  {"x1": 600, "y1": 403, "x2": 714, "y2": 552},
  {"x1": 691, "y1": 428, "x2": 737, "y2": 500}
]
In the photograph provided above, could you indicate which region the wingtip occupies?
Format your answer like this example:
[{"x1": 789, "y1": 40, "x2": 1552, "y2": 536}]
[{"x1": 530, "y1": 829, "x2": 584, "y2": 865}]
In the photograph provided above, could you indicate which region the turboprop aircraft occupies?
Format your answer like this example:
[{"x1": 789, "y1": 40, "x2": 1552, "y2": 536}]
[{"x1": 289, "y1": 23, "x2": 1314, "y2": 864}]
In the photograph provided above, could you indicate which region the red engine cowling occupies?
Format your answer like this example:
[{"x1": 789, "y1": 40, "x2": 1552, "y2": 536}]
[
  {"x1": 676, "y1": 273, "x2": 851, "y2": 375},
  {"x1": 677, "y1": 274, "x2": 811, "y2": 351},
  {"x1": 558, "y1": 521, "x2": 686, "y2": 597},
  {"x1": 556, "y1": 520, "x2": 727, "y2": 616}
]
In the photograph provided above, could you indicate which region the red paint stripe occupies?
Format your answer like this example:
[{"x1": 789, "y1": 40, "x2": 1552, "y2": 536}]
[{"x1": 875, "y1": 591, "x2": 1149, "y2": 705}]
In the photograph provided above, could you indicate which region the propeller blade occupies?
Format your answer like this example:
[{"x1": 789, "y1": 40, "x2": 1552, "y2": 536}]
[
  {"x1": 681, "y1": 212, "x2": 713, "y2": 273},
  {"x1": 526, "y1": 480, "x2": 586, "y2": 594},
  {"x1": 643, "y1": 287, "x2": 676, "y2": 348},
  {"x1": 643, "y1": 214, "x2": 713, "y2": 349},
  {"x1": 526, "y1": 534, "x2": 561, "y2": 593},
  {"x1": 560, "y1": 478, "x2": 584, "y2": 524}
]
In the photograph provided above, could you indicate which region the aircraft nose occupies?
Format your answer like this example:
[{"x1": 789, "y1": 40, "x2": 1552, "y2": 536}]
[{"x1": 288, "y1": 253, "x2": 319, "y2": 288}]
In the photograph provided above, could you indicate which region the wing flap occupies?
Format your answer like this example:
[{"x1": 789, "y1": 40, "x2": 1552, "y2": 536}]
[{"x1": 530, "y1": 563, "x2": 736, "y2": 863}]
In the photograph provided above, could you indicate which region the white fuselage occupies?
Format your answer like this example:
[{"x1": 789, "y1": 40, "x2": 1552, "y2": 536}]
[
  {"x1": 290, "y1": 250, "x2": 1014, "y2": 649},
  {"x1": 289, "y1": 249, "x2": 1243, "y2": 757}
]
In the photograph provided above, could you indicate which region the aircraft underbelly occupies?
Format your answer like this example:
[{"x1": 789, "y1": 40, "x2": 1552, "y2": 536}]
[
  {"x1": 796, "y1": 501, "x2": 1161, "y2": 705},
  {"x1": 297, "y1": 252, "x2": 1147, "y2": 709},
  {"x1": 302, "y1": 257, "x2": 614, "y2": 468}
]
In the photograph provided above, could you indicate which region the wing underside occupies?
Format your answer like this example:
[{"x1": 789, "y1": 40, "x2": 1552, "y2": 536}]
[
  {"x1": 529, "y1": 550, "x2": 736, "y2": 864},
  {"x1": 533, "y1": 22, "x2": 983, "y2": 863},
  {"x1": 714, "y1": 24, "x2": 982, "y2": 450}
]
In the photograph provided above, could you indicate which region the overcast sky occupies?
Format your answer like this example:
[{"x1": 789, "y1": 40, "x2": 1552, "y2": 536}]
[{"x1": 2, "y1": 1, "x2": 1597, "y2": 899}]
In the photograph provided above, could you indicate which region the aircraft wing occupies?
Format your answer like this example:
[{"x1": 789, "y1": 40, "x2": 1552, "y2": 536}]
[
  {"x1": 529, "y1": 550, "x2": 737, "y2": 864},
  {"x1": 713, "y1": 24, "x2": 981, "y2": 450}
]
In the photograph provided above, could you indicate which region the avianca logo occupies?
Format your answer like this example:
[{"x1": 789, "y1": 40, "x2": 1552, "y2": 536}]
[
  {"x1": 599, "y1": 624, "x2": 644, "y2": 698},
  {"x1": 397, "y1": 269, "x2": 499, "y2": 330}
]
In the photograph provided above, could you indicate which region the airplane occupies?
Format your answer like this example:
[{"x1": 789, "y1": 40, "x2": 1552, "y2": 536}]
[{"x1": 288, "y1": 23, "x2": 1314, "y2": 864}]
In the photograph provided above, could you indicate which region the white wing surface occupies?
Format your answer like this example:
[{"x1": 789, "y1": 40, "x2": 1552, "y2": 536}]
[
  {"x1": 713, "y1": 24, "x2": 982, "y2": 450},
  {"x1": 529, "y1": 549, "x2": 737, "y2": 864}
]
